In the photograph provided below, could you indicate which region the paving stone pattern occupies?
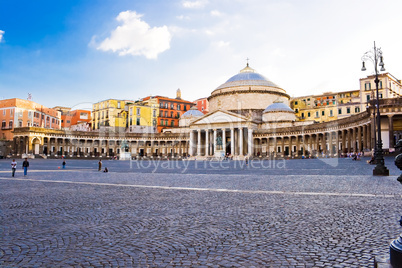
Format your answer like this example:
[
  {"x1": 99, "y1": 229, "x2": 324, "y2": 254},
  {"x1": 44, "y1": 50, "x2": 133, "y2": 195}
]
[{"x1": 0, "y1": 157, "x2": 401, "y2": 267}]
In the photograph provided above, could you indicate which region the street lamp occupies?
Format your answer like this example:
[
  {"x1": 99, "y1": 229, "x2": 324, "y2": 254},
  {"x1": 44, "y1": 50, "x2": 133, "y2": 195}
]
[{"x1": 361, "y1": 41, "x2": 389, "y2": 176}]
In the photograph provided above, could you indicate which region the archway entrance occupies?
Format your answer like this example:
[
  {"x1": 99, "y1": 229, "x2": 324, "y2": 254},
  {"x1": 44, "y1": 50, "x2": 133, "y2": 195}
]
[{"x1": 32, "y1": 138, "x2": 41, "y2": 155}]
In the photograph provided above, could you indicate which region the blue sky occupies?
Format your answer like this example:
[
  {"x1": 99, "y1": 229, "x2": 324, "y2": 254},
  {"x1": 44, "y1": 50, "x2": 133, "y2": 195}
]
[{"x1": 1, "y1": 0, "x2": 402, "y2": 110}]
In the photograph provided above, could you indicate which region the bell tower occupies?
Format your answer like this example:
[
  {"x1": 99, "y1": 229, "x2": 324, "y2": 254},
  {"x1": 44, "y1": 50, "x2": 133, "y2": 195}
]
[{"x1": 176, "y1": 88, "x2": 182, "y2": 100}]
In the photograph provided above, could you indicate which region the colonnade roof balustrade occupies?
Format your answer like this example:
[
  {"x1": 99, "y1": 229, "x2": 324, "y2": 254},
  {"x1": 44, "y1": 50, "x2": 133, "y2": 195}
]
[{"x1": 254, "y1": 111, "x2": 371, "y2": 137}]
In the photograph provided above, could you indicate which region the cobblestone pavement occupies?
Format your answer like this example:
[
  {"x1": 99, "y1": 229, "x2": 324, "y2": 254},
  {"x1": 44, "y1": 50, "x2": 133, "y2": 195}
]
[{"x1": 0, "y1": 157, "x2": 401, "y2": 267}]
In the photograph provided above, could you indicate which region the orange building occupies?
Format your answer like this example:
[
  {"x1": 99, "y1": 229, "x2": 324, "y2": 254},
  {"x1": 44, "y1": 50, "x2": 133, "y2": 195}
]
[
  {"x1": 142, "y1": 89, "x2": 195, "y2": 132},
  {"x1": 54, "y1": 107, "x2": 91, "y2": 130},
  {"x1": 193, "y1": 97, "x2": 209, "y2": 114},
  {"x1": 0, "y1": 98, "x2": 61, "y2": 140}
]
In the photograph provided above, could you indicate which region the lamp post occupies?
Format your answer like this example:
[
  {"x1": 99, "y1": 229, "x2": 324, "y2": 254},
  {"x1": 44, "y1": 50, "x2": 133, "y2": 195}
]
[{"x1": 361, "y1": 41, "x2": 389, "y2": 176}]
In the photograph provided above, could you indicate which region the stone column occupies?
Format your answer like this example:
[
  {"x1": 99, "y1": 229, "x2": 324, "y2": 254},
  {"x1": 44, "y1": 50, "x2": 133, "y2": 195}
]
[
  {"x1": 296, "y1": 136, "x2": 300, "y2": 157},
  {"x1": 63, "y1": 139, "x2": 67, "y2": 157},
  {"x1": 83, "y1": 139, "x2": 87, "y2": 156},
  {"x1": 347, "y1": 129, "x2": 351, "y2": 153},
  {"x1": 189, "y1": 130, "x2": 194, "y2": 156},
  {"x1": 282, "y1": 136, "x2": 286, "y2": 157},
  {"x1": 239, "y1": 127, "x2": 243, "y2": 156},
  {"x1": 351, "y1": 128, "x2": 355, "y2": 152},
  {"x1": 231, "y1": 128, "x2": 235, "y2": 156},
  {"x1": 17, "y1": 137, "x2": 21, "y2": 155},
  {"x1": 389, "y1": 115, "x2": 394, "y2": 149},
  {"x1": 135, "y1": 141, "x2": 139, "y2": 157},
  {"x1": 205, "y1": 130, "x2": 209, "y2": 156},
  {"x1": 248, "y1": 128, "x2": 253, "y2": 156},
  {"x1": 55, "y1": 138, "x2": 60, "y2": 155},
  {"x1": 289, "y1": 136, "x2": 293, "y2": 157},
  {"x1": 222, "y1": 129, "x2": 226, "y2": 155},
  {"x1": 363, "y1": 125, "x2": 367, "y2": 150},
  {"x1": 367, "y1": 124, "x2": 372, "y2": 150},
  {"x1": 335, "y1": 131, "x2": 340, "y2": 156},
  {"x1": 197, "y1": 129, "x2": 202, "y2": 156},
  {"x1": 99, "y1": 140, "x2": 103, "y2": 157},
  {"x1": 210, "y1": 131, "x2": 214, "y2": 155},
  {"x1": 185, "y1": 140, "x2": 189, "y2": 156},
  {"x1": 47, "y1": 138, "x2": 51, "y2": 156},
  {"x1": 315, "y1": 134, "x2": 320, "y2": 155},
  {"x1": 342, "y1": 130, "x2": 346, "y2": 154},
  {"x1": 357, "y1": 126, "x2": 362, "y2": 152},
  {"x1": 114, "y1": 140, "x2": 119, "y2": 156},
  {"x1": 27, "y1": 136, "x2": 32, "y2": 155},
  {"x1": 12, "y1": 137, "x2": 17, "y2": 156},
  {"x1": 273, "y1": 137, "x2": 277, "y2": 157},
  {"x1": 308, "y1": 135, "x2": 312, "y2": 156},
  {"x1": 329, "y1": 132, "x2": 333, "y2": 156},
  {"x1": 150, "y1": 140, "x2": 154, "y2": 157},
  {"x1": 213, "y1": 129, "x2": 217, "y2": 155}
]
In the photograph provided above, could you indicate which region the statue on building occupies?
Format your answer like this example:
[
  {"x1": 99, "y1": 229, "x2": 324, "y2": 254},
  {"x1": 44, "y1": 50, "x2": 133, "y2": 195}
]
[
  {"x1": 216, "y1": 135, "x2": 222, "y2": 150},
  {"x1": 121, "y1": 140, "x2": 129, "y2": 152}
]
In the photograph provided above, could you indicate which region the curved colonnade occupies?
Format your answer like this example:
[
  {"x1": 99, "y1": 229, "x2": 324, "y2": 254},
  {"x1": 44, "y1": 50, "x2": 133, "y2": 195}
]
[{"x1": 11, "y1": 99, "x2": 402, "y2": 159}]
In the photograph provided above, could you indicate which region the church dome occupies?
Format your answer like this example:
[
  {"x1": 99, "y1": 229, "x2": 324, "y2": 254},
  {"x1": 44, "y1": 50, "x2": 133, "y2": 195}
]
[
  {"x1": 181, "y1": 106, "x2": 204, "y2": 118},
  {"x1": 216, "y1": 64, "x2": 280, "y2": 90},
  {"x1": 262, "y1": 101, "x2": 296, "y2": 122},
  {"x1": 263, "y1": 101, "x2": 294, "y2": 113},
  {"x1": 208, "y1": 63, "x2": 290, "y2": 119}
]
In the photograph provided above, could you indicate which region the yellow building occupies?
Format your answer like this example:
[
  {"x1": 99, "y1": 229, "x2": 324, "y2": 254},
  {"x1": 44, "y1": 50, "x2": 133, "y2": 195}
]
[
  {"x1": 127, "y1": 98, "x2": 159, "y2": 133},
  {"x1": 291, "y1": 92, "x2": 338, "y2": 123},
  {"x1": 359, "y1": 72, "x2": 402, "y2": 110},
  {"x1": 290, "y1": 73, "x2": 402, "y2": 123},
  {"x1": 92, "y1": 99, "x2": 131, "y2": 130},
  {"x1": 336, "y1": 90, "x2": 361, "y2": 120}
]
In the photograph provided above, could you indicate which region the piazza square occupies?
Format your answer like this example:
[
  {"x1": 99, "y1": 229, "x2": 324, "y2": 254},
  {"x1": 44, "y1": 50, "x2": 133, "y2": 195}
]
[
  {"x1": 2, "y1": 1, "x2": 402, "y2": 267},
  {"x1": 0, "y1": 157, "x2": 402, "y2": 267}
]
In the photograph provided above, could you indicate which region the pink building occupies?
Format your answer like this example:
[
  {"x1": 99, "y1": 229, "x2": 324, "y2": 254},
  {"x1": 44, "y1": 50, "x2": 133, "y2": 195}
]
[{"x1": 0, "y1": 98, "x2": 61, "y2": 140}]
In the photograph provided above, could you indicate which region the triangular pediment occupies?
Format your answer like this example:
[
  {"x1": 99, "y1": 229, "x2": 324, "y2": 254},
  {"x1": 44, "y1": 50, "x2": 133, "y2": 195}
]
[{"x1": 191, "y1": 110, "x2": 249, "y2": 125}]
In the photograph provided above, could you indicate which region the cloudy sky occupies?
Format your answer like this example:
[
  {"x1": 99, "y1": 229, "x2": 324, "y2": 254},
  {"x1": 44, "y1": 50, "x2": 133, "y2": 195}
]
[{"x1": 0, "y1": 0, "x2": 401, "y2": 109}]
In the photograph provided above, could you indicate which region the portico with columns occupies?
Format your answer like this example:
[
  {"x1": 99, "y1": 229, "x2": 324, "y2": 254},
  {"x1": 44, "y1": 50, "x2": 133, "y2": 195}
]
[{"x1": 188, "y1": 110, "x2": 257, "y2": 159}]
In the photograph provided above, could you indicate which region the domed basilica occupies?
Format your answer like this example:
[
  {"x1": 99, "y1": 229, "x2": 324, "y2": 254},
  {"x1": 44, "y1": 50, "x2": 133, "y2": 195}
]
[
  {"x1": 178, "y1": 63, "x2": 314, "y2": 159},
  {"x1": 12, "y1": 62, "x2": 398, "y2": 161}
]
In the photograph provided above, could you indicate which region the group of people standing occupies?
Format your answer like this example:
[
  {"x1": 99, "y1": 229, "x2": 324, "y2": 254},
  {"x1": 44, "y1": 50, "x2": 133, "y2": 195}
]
[{"x1": 10, "y1": 158, "x2": 30, "y2": 177}]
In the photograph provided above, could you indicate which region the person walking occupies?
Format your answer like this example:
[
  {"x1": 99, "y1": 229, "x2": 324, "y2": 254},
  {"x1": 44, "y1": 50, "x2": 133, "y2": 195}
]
[
  {"x1": 62, "y1": 160, "x2": 66, "y2": 169},
  {"x1": 11, "y1": 159, "x2": 17, "y2": 177},
  {"x1": 22, "y1": 158, "x2": 29, "y2": 176},
  {"x1": 98, "y1": 160, "x2": 102, "y2": 171}
]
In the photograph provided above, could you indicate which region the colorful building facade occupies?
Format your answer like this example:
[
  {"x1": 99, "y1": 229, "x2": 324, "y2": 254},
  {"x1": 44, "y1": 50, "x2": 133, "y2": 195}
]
[
  {"x1": 290, "y1": 73, "x2": 402, "y2": 123},
  {"x1": 127, "y1": 98, "x2": 159, "y2": 133},
  {"x1": 0, "y1": 98, "x2": 60, "y2": 141},
  {"x1": 92, "y1": 99, "x2": 131, "y2": 131},
  {"x1": 193, "y1": 97, "x2": 209, "y2": 114},
  {"x1": 142, "y1": 90, "x2": 194, "y2": 132},
  {"x1": 54, "y1": 107, "x2": 91, "y2": 130}
]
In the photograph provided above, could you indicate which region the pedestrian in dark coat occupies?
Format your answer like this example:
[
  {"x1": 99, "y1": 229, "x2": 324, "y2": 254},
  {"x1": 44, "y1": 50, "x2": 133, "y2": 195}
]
[{"x1": 22, "y1": 158, "x2": 29, "y2": 176}]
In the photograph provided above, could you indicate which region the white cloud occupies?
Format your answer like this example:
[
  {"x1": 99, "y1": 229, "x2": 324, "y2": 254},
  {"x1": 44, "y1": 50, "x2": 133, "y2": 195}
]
[
  {"x1": 96, "y1": 11, "x2": 172, "y2": 59},
  {"x1": 182, "y1": 0, "x2": 208, "y2": 9},
  {"x1": 213, "y1": 40, "x2": 230, "y2": 48},
  {"x1": 176, "y1": 15, "x2": 190, "y2": 20},
  {"x1": 0, "y1": 30, "x2": 4, "y2": 42},
  {"x1": 210, "y1": 10, "x2": 222, "y2": 17}
]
